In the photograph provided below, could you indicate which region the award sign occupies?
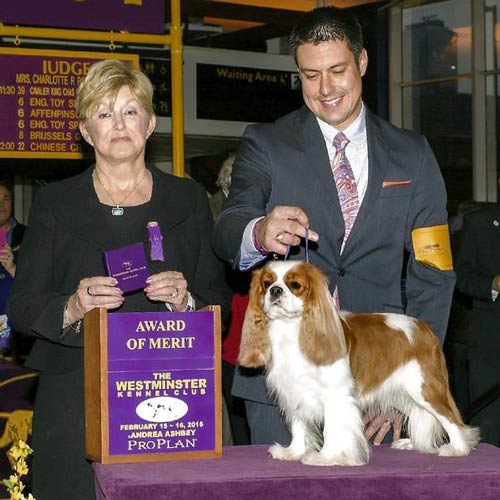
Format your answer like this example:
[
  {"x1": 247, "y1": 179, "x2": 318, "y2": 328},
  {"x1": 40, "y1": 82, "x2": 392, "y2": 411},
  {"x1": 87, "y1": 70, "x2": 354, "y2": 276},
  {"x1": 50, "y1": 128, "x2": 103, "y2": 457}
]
[{"x1": 84, "y1": 306, "x2": 222, "y2": 464}]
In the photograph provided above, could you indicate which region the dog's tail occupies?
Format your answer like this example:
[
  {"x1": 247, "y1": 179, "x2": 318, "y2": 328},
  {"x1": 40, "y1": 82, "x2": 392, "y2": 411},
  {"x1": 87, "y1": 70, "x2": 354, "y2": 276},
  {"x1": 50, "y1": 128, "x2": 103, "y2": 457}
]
[{"x1": 405, "y1": 403, "x2": 480, "y2": 457}]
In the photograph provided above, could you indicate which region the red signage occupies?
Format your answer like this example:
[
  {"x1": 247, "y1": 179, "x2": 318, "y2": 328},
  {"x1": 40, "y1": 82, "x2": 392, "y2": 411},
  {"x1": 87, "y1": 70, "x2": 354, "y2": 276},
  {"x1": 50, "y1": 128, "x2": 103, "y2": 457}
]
[{"x1": 0, "y1": 48, "x2": 139, "y2": 159}]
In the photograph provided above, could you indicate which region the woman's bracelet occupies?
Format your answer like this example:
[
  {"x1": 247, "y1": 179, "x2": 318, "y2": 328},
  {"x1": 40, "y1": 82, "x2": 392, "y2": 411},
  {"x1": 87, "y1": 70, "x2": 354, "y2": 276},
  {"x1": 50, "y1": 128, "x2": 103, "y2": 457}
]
[{"x1": 63, "y1": 300, "x2": 82, "y2": 334}]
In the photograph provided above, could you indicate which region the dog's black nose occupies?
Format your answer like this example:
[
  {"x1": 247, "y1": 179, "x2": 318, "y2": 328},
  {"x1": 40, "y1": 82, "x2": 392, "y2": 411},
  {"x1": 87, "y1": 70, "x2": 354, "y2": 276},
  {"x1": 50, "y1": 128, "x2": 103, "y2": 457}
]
[{"x1": 269, "y1": 286, "x2": 283, "y2": 299}]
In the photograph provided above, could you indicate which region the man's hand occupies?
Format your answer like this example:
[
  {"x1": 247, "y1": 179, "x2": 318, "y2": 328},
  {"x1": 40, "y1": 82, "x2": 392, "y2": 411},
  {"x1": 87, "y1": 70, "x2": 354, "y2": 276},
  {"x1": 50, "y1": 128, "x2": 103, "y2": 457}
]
[
  {"x1": 363, "y1": 409, "x2": 404, "y2": 445},
  {"x1": 254, "y1": 206, "x2": 319, "y2": 255}
]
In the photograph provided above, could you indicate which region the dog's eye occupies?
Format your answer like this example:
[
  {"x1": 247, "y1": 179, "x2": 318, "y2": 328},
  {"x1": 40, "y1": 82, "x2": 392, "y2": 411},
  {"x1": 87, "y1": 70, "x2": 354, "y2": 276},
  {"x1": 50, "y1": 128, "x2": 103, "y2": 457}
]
[
  {"x1": 289, "y1": 281, "x2": 301, "y2": 290},
  {"x1": 263, "y1": 280, "x2": 272, "y2": 290}
]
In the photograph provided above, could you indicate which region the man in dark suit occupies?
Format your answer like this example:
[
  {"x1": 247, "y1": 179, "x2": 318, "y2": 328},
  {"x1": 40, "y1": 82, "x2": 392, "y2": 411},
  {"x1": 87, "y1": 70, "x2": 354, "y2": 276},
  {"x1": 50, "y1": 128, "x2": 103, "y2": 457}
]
[
  {"x1": 455, "y1": 200, "x2": 500, "y2": 446},
  {"x1": 212, "y1": 7, "x2": 455, "y2": 446}
]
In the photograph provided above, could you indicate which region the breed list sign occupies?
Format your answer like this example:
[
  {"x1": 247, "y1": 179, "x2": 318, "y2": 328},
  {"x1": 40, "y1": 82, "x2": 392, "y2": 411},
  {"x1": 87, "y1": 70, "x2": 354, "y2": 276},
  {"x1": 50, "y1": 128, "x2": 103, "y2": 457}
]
[
  {"x1": 84, "y1": 307, "x2": 222, "y2": 464},
  {"x1": 0, "y1": 48, "x2": 138, "y2": 159}
]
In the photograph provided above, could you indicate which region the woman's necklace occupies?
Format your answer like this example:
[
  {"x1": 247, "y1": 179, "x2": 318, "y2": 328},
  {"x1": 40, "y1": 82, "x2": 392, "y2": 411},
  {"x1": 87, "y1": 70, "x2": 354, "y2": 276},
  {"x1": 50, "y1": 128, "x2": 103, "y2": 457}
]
[{"x1": 93, "y1": 168, "x2": 148, "y2": 216}]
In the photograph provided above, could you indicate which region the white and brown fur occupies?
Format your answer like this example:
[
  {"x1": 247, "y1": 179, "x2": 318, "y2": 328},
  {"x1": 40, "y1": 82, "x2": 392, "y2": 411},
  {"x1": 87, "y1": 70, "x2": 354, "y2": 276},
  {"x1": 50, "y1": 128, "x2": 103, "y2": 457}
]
[{"x1": 239, "y1": 260, "x2": 479, "y2": 466}]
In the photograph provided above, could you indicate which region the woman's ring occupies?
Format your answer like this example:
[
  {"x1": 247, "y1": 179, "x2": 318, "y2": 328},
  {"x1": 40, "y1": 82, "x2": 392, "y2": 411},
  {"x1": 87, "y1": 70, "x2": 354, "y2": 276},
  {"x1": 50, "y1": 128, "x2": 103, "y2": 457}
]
[
  {"x1": 275, "y1": 232, "x2": 285, "y2": 243},
  {"x1": 170, "y1": 288, "x2": 179, "y2": 298},
  {"x1": 384, "y1": 419, "x2": 394, "y2": 426},
  {"x1": 87, "y1": 286, "x2": 93, "y2": 296}
]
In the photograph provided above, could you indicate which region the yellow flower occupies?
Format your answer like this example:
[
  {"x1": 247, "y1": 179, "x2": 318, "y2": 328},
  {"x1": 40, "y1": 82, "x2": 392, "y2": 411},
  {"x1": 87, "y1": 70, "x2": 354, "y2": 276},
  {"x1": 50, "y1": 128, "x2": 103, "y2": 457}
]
[
  {"x1": 9, "y1": 441, "x2": 32, "y2": 461},
  {"x1": 11, "y1": 491, "x2": 23, "y2": 500},
  {"x1": 15, "y1": 459, "x2": 29, "y2": 477},
  {"x1": 8, "y1": 447, "x2": 23, "y2": 462},
  {"x1": 13, "y1": 479, "x2": 25, "y2": 492},
  {"x1": 2, "y1": 477, "x2": 14, "y2": 490},
  {"x1": 17, "y1": 441, "x2": 33, "y2": 454},
  {"x1": 1, "y1": 440, "x2": 36, "y2": 500}
]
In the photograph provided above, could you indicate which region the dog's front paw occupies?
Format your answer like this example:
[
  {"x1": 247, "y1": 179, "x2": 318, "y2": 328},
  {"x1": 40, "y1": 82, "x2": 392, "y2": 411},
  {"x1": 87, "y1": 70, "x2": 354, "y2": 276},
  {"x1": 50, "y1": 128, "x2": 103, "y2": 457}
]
[
  {"x1": 268, "y1": 443, "x2": 304, "y2": 461},
  {"x1": 301, "y1": 450, "x2": 367, "y2": 467}
]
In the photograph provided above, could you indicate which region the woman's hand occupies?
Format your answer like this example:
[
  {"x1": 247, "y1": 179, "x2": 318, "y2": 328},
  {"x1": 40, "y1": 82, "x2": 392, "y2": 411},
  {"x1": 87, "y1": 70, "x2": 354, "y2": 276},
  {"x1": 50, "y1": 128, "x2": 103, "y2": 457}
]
[
  {"x1": 0, "y1": 244, "x2": 16, "y2": 277},
  {"x1": 363, "y1": 408, "x2": 404, "y2": 445},
  {"x1": 64, "y1": 276, "x2": 124, "y2": 327},
  {"x1": 144, "y1": 271, "x2": 189, "y2": 311}
]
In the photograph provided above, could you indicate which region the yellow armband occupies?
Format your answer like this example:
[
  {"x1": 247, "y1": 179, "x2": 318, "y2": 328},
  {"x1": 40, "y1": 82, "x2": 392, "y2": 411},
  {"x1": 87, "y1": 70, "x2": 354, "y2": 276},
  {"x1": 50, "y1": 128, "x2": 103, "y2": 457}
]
[{"x1": 412, "y1": 224, "x2": 453, "y2": 271}]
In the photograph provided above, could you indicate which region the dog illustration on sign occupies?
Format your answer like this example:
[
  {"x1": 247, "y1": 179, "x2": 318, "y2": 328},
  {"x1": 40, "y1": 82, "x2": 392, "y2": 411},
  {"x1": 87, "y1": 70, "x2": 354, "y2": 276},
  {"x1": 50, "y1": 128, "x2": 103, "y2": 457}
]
[{"x1": 136, "y1": 396, "x2": 188, "y2": 423}]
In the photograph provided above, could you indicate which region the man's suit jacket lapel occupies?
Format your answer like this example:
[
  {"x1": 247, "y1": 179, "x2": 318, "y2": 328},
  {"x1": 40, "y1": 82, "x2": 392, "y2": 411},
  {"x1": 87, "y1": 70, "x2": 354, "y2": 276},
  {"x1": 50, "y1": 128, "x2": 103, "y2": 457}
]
[
  {"x1": 295, "y1": 107, "x2": 341, "y2": 207},
  {"x1": 343, "y1": 110, "x2": 390, "y2": 253},
  {"x1": 294, "y1": 107, "x2": 345, "y2": 254},
  {"x1": 294, "y1": 107, "x2": 391, "y2": 256}
]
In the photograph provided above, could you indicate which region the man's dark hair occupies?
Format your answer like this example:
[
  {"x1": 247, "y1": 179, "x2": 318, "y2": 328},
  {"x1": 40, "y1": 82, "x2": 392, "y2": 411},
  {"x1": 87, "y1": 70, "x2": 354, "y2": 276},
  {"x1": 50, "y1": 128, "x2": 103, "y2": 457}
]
[{"x1": 289, "y1": 7, "x2": 364, "y2": 63}]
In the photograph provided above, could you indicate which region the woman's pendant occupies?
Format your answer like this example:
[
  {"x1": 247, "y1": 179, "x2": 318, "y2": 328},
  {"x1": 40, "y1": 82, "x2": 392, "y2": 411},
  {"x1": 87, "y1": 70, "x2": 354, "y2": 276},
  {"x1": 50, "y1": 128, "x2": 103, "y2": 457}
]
[{"x1": 112, "y1": 206, "x2": 124, "y2": 216}]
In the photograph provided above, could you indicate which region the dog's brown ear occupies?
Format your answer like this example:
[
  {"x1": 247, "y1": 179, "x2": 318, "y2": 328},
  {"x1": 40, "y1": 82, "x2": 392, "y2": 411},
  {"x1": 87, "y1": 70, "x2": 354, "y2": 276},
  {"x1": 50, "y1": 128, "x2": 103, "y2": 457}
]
[
  {"x1": 300, "y1": 265, "x2": 347, "y2": 365},
  {"x1": 238, "y1": 268, "x2": 272, "y2": 368}
]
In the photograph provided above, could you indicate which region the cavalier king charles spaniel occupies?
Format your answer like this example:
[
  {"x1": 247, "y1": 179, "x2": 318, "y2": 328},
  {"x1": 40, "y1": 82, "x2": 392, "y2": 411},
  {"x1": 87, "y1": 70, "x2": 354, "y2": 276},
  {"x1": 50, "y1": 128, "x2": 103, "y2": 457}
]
[{"x1": 239, "y1": 260, "x2": 479, "y2": 466}]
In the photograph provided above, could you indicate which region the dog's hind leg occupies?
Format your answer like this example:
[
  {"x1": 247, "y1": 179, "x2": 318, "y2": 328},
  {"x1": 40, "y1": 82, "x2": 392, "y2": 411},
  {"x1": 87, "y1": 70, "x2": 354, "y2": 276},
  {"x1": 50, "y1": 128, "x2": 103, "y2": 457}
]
[
  {"x1": 268, "y1": 418, "x2": 308, "y2": 461},
  {"x1": 437, "y1": 421, "x2": 480, "y2": 457},
  {"x1": 401, "y1": 404, "x2": 443, "y2": 454},
  {"x1": 401, "y1": 395, "x2": 479, "y2": 456},
  {"x1": 420, "y1": 379, "x2": 479, "y2": 456},
  {"x1": 422, "y1": 400, "x2": 480, "y2": 456}
]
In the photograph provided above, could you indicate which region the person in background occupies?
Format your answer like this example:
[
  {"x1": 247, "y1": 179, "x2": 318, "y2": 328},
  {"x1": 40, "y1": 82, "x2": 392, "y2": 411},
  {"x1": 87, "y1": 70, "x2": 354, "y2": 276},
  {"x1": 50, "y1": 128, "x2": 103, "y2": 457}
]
[
  {"x1": 0, "y1": 181, "x2": 26, "y2": 360},
  {"x1": 444, "y1": 200, "x2": 490, "y2": 412},
  {"x1": 8, "y1": 59, "x2": 231, "y2": 500},
  {"x1": 212, "y1": 6, "x2": 455, "y2": 446},
  {"x1": 209, "y1": 153, "x2": 235, "y2": 220},
  {"x1": 210, "y1": 153, "x2": 251, "y2": 446},
  {"x1": 454, "y1": 190, "x2": 500, "y2": 446}
]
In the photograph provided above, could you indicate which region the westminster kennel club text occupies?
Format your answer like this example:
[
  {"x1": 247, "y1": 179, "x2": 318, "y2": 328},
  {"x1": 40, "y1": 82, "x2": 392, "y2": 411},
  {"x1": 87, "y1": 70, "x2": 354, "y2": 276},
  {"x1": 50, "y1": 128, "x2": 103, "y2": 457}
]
[{"x1": 115, "y1": 372, "x2": 207, "y2": 398}]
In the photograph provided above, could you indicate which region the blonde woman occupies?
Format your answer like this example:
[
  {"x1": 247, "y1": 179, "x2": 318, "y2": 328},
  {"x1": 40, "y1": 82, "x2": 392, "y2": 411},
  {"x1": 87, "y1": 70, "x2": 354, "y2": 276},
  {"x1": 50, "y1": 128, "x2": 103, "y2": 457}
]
[{"x1": 8, "y1": 59, "x2": 230, "y2": 500}]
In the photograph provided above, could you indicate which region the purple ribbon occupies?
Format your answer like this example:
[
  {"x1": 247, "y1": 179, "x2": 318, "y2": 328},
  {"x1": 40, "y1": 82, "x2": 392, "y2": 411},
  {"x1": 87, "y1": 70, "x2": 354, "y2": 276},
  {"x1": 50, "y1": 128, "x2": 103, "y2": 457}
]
[{"x1": 147, "y1": 221, "x2": 164, "y2": 261}]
